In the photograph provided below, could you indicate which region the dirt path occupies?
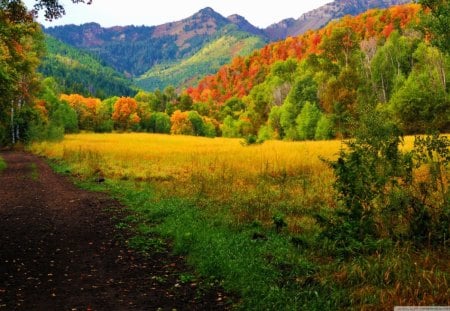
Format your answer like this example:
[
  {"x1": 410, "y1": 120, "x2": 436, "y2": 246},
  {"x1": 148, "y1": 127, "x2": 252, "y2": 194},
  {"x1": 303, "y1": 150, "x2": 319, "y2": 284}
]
[{"x1": 0, "y1": 152, "x2": 229, "y2": 310}]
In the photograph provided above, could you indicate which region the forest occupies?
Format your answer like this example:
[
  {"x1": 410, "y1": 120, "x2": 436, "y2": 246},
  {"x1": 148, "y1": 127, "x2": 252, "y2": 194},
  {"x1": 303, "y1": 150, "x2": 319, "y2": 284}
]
[{"x1": 2, "y1": 3, "x2": 448, "y2": 146}]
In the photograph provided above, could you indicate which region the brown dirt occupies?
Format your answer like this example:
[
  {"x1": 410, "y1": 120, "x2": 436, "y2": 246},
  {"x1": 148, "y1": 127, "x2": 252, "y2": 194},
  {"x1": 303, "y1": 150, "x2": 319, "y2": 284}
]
[{"x1": 0, "y1": 151, "x2": 231, "y2": 311}]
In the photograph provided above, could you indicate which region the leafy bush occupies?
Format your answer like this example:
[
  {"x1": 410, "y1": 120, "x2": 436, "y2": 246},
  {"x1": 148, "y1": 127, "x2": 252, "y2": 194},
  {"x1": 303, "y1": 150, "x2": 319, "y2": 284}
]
[
  {"x1": 149, "y1": 112, "x2": 171, "y2": 134},
  {"x1": 320, "y1": 109, "x2": 450, "y2": 255}
]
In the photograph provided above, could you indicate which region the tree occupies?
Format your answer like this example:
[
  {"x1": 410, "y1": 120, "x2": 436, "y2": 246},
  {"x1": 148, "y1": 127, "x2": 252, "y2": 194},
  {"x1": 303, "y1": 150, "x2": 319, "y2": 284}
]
[
  {"x1": 0, "y1": 0, "x2": 44, "y2": 145},
  {"x1": 148, "y1": 112, "x2": 171, "y2": 134},
  {"x1": 389, "y1": 43, "x2": 449, "y2": 133},
  {"x1": 296, "y1": 102, "x2": 321, "y2": 140},
  {"x1": 178, "y1": 93, "x2": 193, "y2": 111},
  {"x1": 170, "y1": 110, "x2": 193, "y2": 135},
  {"x1": 314, "y1": 114, "x2": 334, "y2": 140},
  {"x1": 419, "y1": 0, "x2": 450, "y2": 53},
  {"x1": 320, "y1": 27, "x2": 358, "y2": 68},
  {"x1": 27, "y1": 0, "x2": 92, "y2": 21},
  {"x1": 187, "y1": 111, "x2": 205, "y2": 136},
  {"x1": 112, "y1": 97, "x2": 140, "y2": 131}
]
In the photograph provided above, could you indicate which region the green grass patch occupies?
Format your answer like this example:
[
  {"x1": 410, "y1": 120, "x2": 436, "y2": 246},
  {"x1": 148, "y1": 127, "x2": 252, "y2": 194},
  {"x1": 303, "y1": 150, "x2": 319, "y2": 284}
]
[
  {"x1": 0, "y1": 156, "x2": 6, "y2": 172},
  {"x1": 29, "y1": 163, "x2": 39, "y2": 181},
  {"x1": 101, "y1": 180, "x2": 345, "y2": 310}
]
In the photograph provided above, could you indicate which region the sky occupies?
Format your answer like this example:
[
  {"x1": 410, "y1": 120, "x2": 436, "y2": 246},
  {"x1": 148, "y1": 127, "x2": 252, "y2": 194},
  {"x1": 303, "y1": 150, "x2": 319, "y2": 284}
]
[{"x1": 23, "y1": 0, "x2": 332, "y2": 29}]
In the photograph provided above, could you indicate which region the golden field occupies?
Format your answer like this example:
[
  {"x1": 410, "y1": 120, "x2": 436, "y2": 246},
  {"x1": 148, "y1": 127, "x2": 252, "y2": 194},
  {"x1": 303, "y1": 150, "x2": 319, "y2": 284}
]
[{"x1": 30, "y1": 133, "x2": 417, "y2": 230}]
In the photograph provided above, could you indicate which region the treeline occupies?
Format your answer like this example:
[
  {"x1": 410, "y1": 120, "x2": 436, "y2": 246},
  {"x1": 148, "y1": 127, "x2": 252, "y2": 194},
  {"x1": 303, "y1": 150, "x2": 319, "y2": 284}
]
[{"x1": 37, "y1": 83, "x2": 220, "y2": 138}]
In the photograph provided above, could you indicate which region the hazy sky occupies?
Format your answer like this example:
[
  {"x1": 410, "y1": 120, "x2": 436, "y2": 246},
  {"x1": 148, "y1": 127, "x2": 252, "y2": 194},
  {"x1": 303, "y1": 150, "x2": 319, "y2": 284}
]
[{"x1": 23, "y1": 0, "x2": 332, "y2": 28}]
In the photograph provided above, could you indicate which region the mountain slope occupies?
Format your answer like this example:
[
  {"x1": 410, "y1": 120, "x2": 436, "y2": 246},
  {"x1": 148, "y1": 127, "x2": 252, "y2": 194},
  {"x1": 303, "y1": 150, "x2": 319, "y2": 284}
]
[
  {"x1": 40, "y1": 35, "x2": 135, "y2": 98},
  {"x1": 136, "y1": 27, "x2": 266, "y2": 91},
  {"x1": 43, "y1": 8, "x2": 267, "y2": 78},
  {"x1": 188, "y1": 4, "x2": 421, "y2": 105},
  {"x1": 265, "y1": 0, "x2": 411, "y2": 40}
]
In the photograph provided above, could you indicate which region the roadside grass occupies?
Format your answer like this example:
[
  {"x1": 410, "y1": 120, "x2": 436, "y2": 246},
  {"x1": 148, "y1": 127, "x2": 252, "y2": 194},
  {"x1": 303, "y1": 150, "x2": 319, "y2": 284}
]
[
  {"x1": 31, "y1": 133, "x2": 450, "y2": 309},
  {"x1": 0, "y1": 156, "x2": 6, "y2": 172},
  {"x1": 29, "y1": 163, "x2": 39, "y2": 181}
]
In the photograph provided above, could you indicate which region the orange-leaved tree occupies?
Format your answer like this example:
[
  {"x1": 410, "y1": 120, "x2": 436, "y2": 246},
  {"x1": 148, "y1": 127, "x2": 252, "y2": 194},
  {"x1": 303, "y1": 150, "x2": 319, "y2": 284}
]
[
  {"x1": 170, "y1": 110, "x2": 193, "y2": 135},
  {"x1": 60, "y1": 93, "x2": 101, "y2": 130},
  {"x1": 112, "y1": 97, "x2": 140, "y2": 131}
]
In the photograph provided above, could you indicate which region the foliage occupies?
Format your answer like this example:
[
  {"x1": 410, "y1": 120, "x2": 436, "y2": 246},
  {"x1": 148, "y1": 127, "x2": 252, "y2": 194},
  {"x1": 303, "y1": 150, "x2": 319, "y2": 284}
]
[
  {"x1": 136, "y1": 31, "x2": 266, "y2": 91},
  {"x1": 0, "y1": 0, "x2": 44, "y2": 145},
  {"x1": 112, "y1": 97, "x2": 140, "y2": 131},
  {"x1": 40, "y1": 35, "x2": 136, "y2": 98},
  {"x1": 314, "y1": 115, "x2": 334, "y2": 140},
  {"x1": 389, "y1": 43, "x2": 449, "y2": 133},
  {"x1": 148, "y1": 112, "x2": 171, "y2": 134},
  {"x1": 296, "y1": 102, "x2": 321, "y2": 141},
  {"x1": 321, "y1": 109, "x2": 450, "y2": 255},
  {"x1": 185, "y1": 4, "x2": 433, "y2": 139},
  {"x1": 170, "y1": 110, "x2": 193, "y2": 135},
  {"x1": 0, "y1": 156, "x2": 6, "y2": 172},
  {"x1": 419, "y1": 0, "x2": 450, "y2": 53},
  {"x1": 26, "y1": 0, "x2": 92, "y2": 21}
]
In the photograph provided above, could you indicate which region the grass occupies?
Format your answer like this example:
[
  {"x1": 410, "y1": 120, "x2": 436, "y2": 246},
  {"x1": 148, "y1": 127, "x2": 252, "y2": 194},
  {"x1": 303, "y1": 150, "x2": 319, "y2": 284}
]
[
  {"x1": 29, "y1": 163, "x2": 39, "y2": 181},
  {"x1": 0, "y1": 155, "x2": 6, "y2": 172},
  {"x1": 30, "y1": 133, "x2": 449, "y2": 309}
]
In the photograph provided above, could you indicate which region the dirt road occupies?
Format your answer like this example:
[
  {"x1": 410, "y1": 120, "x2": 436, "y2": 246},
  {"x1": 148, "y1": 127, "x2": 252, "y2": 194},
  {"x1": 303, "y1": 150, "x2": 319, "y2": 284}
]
[{"x1": 0, "y1": 152, "x2": 228, "y2": 310}]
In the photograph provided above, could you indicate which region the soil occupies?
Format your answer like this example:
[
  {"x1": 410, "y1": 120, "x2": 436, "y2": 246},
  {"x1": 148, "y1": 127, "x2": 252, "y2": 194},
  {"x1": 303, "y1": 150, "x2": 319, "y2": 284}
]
[{"x1": 0, "y1": 151, "x2": 231, "y2": 311}]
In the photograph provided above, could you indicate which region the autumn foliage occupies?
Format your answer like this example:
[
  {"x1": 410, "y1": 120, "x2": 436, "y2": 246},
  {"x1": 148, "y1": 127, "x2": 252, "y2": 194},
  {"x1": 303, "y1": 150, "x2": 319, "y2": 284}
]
[
  {"x1": 60, "y1": 93, "x2": 102, "y2": 130},
  {"x1": 187, "y1": 4, "x2": 421, "y2": 106},
  {"x1": 112, "y1": 97, "x2": 140, "y2": 131}
]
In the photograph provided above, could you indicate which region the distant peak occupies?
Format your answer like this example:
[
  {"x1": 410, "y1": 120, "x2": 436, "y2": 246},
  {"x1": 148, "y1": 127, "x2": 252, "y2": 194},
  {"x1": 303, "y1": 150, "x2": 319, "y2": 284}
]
[
  {"x1": 227, "y1": 14, "x2": 246, "y2": 22},
  {"x1": 197, "y1": 7, "x2": 217, "y2": 15}
]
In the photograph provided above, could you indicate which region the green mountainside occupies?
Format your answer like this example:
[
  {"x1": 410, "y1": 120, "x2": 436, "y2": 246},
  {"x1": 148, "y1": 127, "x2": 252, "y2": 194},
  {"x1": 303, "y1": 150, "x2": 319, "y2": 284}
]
[
  {"x1": 43, "y1": 8, "x2": 263, "y2": 78},
  {"x1": 40, "y1": 35, "x2": 136, "y2": 98},
  {"x1": 136, "y1": 27, "x2": 265, "y2": 91}
]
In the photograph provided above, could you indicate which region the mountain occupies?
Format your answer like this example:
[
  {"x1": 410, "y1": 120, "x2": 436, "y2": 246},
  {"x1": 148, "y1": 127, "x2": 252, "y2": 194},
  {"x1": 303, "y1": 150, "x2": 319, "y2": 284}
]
[
  {"x1": 41, "y1": 1, "x2": 412, "y2": 92},
  {"x1": 135, "y1": 26, "x2": 265, "y2": 91},
  {"x1": 187, "y1": 4, "x2": 421, "y2": 105},
  {"x1": 40, "y1": 35, "x2": 136, "y2": 98},
  {"x1": 43, "y1": 7, "x2": 267, "y2": 79},
  {"x1": 265, "y1": 0, "x2": 411, "y2": 40}
]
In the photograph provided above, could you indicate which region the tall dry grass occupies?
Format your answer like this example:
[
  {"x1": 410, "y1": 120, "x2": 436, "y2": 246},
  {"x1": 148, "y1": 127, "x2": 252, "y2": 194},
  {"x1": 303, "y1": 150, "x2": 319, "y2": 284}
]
[{"x1": 31, "y1": 133, "x2": 352, "y2": 228}]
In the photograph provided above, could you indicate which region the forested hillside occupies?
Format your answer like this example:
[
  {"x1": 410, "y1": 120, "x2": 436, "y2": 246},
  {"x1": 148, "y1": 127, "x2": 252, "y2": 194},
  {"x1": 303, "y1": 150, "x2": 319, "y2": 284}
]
[
  {"x1": 43, "y1": 8, "x2": 267, "y2": 78},
  {"x1": 186, "y1": 4, "x2": 449, "y2": 138},
  {"x1": 40, "y1": 1, "x2": 410, "y2": 92},
  {"x1": 135, "y1": 27, "x2": 266, "y2": 91},
  {"x1": 265, "y1": 0, "x2": 411, "y2": 40},
  {"x1": 40, "y1": 35, "x2": 136, "y2": 98}
]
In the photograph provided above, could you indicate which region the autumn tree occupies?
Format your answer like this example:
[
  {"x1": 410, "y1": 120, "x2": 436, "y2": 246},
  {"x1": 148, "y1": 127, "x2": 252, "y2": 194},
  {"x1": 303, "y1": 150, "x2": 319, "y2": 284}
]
[
  {"x1": 419, "y1": 0, "x2": 450, "y2": 53},
  {"x1": 112, "y1": 97, "x2": 140, "y2": 131},
  {"x1": 170, "y1": 110, "x2": 193, "y2": 135},
  {"x1": 0, "y1": 0, "x2": 44, "y2": 145},
  {"x1": 60, "y1": 93, "x2": 102, "y2": 131}
]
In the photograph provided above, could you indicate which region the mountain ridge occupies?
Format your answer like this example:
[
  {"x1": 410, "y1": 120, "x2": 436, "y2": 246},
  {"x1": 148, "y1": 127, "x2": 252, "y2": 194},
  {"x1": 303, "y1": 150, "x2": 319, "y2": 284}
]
[
  {"x1": 41, "y1": 0, "x2": 411, "y2": 92},
  {"x1": 265, "y1": 0, "x2": 412, "y2": 40}
]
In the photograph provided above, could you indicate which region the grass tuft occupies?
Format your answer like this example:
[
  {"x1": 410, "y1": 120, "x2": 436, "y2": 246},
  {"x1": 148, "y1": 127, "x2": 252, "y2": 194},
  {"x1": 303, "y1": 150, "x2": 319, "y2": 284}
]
[{"x1": 0, "y1": 156, "x2": 6, "y2": 172}]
